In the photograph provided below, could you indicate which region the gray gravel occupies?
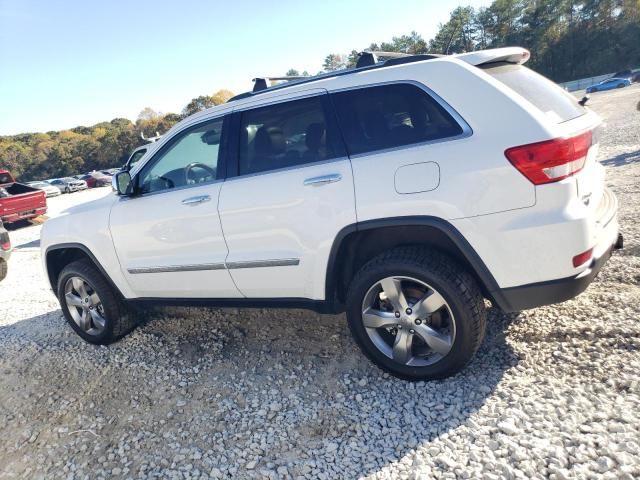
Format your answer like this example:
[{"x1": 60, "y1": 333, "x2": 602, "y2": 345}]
[{"x1": 1, "y1": 85, "x2": 639, "y2": 479}]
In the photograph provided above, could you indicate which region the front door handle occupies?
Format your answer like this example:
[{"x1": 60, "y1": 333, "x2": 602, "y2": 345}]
[
  {"x1": 304, "y1": 173, "x2": 342, "y2": 187},
  {"x1": 182, "y1": 194, "x2": 211, "y2": 206}
]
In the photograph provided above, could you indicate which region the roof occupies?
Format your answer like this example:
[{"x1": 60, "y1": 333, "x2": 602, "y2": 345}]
[{"x1": 227, "y1": 47, "x2": 531, "y2": 103}]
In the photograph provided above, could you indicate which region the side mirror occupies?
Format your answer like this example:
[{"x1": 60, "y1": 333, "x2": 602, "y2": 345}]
[
  {"x1": 579, "y1": 95, "x2": 590, "y2": 106},
  {"x1": 112, "y1": 171, "x2": 133, "y2": 196}
]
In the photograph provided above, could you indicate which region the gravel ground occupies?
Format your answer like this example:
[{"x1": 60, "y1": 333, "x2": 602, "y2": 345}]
[{"x1": 1, "y1": 85, "x2": 639, "y2": 480}]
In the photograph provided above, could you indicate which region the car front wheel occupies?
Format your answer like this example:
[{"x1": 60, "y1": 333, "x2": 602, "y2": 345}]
[
  {"x1": 57, "y1": 259, "x2": 139, "y2": 344},
  {"x1": 346, "y1": 248, "x2": 486, "y2": 381}
]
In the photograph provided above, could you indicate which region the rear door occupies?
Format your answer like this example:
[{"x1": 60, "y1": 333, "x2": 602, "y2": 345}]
[{"x1": 218, "y1": 91, "x2": 356, "y2": 300}]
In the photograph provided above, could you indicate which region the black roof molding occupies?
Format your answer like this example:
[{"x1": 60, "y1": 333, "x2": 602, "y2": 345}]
[{"x1": 228, "y1": 51, "x2": 443, "y2": 103}]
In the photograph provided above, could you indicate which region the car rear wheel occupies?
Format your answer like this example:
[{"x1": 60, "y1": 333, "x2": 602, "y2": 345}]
[
  {"x1": 57, "y1": 259, "x2": 139, "y2": 344},
  {"x1": 346, "y1": 247, "x2": 486, "y2": 381}
]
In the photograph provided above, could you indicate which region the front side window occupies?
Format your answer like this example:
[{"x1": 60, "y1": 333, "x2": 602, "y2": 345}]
[
  {"x1": 238, "y1": 95, "x2": 345, "y2": 176},
  {"x1": 138, "y1": 118, "x2": 224, "y2": 194},
  {"x1": 331, "y1": 84, "x2": 464, "y2": 156}
]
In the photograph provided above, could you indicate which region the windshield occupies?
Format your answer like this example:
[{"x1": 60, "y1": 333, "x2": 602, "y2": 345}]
[
  {"x1": 0, "y1": 173, "x2": 13, "y2": 184},
  {"x1": 482, "y1": 63, "x2": 585, "y2": 123}
]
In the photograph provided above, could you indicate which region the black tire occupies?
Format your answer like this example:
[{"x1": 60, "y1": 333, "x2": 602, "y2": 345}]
[
  {"x1": 65, "y1": 187, "x2": 70, "y2": 194},
  {"x1": 346, "y1": 247, "x2": 486, "y2": 381},
  {"x1": 0, "y1": 259, "x2": 7, "y2": 282},
  {"x1": 57, "y1": 259, "x2": 139, "y2": 344}
]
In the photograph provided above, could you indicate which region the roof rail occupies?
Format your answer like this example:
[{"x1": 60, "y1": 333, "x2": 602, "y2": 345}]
[
  {"x1": 228, "y1": 51, "x2": 443, "y2": 102},
  {"x1": 252, "y1": 76, "x2": 306, "y2": 92}
]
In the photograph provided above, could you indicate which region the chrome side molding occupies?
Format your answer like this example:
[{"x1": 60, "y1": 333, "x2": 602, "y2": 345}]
[{"x1": 127, "y1": 258, "x2": 300, "y2": 274}]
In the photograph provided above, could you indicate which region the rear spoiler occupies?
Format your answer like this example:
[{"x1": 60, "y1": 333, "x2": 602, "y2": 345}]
[{"x1": 455, "y1": 47, "x2": 530, "y2": 67}]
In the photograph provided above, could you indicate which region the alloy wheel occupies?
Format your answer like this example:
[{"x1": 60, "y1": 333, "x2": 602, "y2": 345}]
[
  {"x1": 361, "y1": 276, "x2": 455, "y2": 367},
  {"x1": 64, "y1": 276, "x2": 107, "y2": 335}
]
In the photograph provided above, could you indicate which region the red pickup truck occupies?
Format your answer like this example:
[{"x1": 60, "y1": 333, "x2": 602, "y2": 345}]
[{"x1": 0, "y1": 169, "x2": 47, "y2": 224}]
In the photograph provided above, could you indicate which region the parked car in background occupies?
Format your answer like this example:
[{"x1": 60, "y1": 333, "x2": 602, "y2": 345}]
[
  {"x1": 79, "y1": 172, "x2": 112, "y2": 188},
  {"x1": 0, "y1": 218, "x2": 11, "y2": 281},
  {"x1": 27, "y1": 181, "x2": 62, "y2": 197},
  {"x1": 586, "y1": 78, "x2": 632, "y2": 93},
  {"x1": 104, "y1": 168, "x2": 121, "y2": 176},
  {"x1": 49, "y1": 177, "x2": 88, "y2": 193},
  {"x1": 0, "y1": 169, "x2": 47, "y2": 224}
]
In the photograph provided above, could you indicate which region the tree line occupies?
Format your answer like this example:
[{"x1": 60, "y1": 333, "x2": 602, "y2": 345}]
[
  {"x1": 309, "y1": 0, "x2": 640, "y2": 82},
  {"x1": 0, "y1": 90, "x2": 234, "y2": 182},
  {"x1": 2, "y1": 0, "x2": 638, "y2": 182}
]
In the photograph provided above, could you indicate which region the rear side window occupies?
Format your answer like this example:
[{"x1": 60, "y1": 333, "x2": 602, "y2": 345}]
[
  {"x1": 331, "y1": 84, "x2": 464, "y2": 156},
  {"x1": 482, "y1": 64, "x2": 585, "y2": 123},
  {"x1": 238, "y1": 95, "x2": 346, "y2": 176}
]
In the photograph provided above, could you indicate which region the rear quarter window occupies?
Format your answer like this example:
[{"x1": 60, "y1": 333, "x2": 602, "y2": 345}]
[
  {"x1": 482, "y1": 64, "x2": 585, "y2": 123},
  {"x1": 330, "y1": 84, "x2": 465, "y2": 156}
]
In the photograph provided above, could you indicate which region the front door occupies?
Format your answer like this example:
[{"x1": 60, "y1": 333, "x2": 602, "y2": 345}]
[
  {"x1": 109, "y1": 115, "x2": 241, "y2": 298},
  {"x1": 218, "y1": 92, "x2": 356, "y2": 300}
]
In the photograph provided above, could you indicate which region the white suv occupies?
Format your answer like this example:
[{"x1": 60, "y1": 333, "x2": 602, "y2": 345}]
[{"x1": 41, "y1": 47, "x2": 622, "y2": 380}]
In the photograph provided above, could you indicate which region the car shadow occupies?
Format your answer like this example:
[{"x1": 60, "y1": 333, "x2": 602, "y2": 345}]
[
  {"x1": 601, "y1": 149, "x2": 640, "y2": 167},
  {"x1": 12, "y1": 238, "x2": 40, "y2": 250},
  {"x1": 0, "y1": 305, "x2": 519, "y2": 477},
  {"x1": 4, "y1": 219, "x2": 41, "y2": 231}
]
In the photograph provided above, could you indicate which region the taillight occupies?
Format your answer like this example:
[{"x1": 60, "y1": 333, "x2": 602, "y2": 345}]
[
  {"x1": 572, "y1": 248, "x2": 593, "y2": 268},
  {"x1": 505, "y1": 130, "x2": 593, "y2": 185},
  {"x1": 1, "y1": 241, "x2": 9, "y2": 251}
]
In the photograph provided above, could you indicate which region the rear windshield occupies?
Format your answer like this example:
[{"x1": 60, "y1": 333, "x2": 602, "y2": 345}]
[{"x1": 482, "y1": 64, "x2": 585, "y2": 123}]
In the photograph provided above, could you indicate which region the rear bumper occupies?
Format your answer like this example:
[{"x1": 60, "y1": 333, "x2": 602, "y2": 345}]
[
  {"x1": 494, "y1": 233, "x2": 621, "y2": 312},
  {"x1": 1, "y1": 206, "x2": 47, "y2": 223}
]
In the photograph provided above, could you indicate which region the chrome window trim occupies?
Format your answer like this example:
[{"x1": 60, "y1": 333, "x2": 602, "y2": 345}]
[
  {"x1": 230, "y1": 88, "x2": 327, "y2": 114},
  {"x1": 120, "y1": 178, "x2": 224, "y2": 201},
  {"x1": 328, "y1": 80, "x2": 473, "y2": 159},
  {"x1": 127, "y1": 258, "x2": 300, "y2": 274},
  {"x1": 223, "y1": 156, "x2": 350, "y2": 184}
]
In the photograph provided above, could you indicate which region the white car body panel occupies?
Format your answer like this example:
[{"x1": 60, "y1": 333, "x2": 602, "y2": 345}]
[
  {"x1": 40, "y1": 47, "x2": 619, "y2": 311},
  {"x1": 109, "y1": 182, "x2": 241, "y2": 298},
  {"x1": 218, "y1": 158, "x2": 356, "y2": 299},
  {"x1": 40, "y1": 194, "x2": 136, "y2": 298}
]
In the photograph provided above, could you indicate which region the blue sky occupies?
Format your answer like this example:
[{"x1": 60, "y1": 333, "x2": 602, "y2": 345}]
[{"x1": 0, "y1": 0, "x2": 490, "y2": 135}]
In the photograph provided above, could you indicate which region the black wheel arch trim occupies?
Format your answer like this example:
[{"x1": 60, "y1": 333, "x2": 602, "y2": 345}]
[
  {"x1": 324, "y1": 216, "x2": 509, "y2": 311},
  {"x1": 45, "y1": 242, "x2": 125, "y2": 298}
]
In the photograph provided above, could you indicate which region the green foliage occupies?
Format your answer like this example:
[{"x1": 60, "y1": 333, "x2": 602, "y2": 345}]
[
  {"x1": 0, "y1": 90, "x2": 234, "y2": 181},
  {"x1": 322, "y1": 54, "x2": 347, "y2": 72},
  {"x1": 290, "y1": 0, "x2": 640, "y2": 83}
]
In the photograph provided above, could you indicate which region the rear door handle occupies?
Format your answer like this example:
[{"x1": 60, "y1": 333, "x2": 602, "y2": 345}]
[
  {"x1": 304, "y1": 174, "x2": 342, "y2": 187},
  {"x1": 182, "y1": 194, "x2": 211, "y2": 206}
]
